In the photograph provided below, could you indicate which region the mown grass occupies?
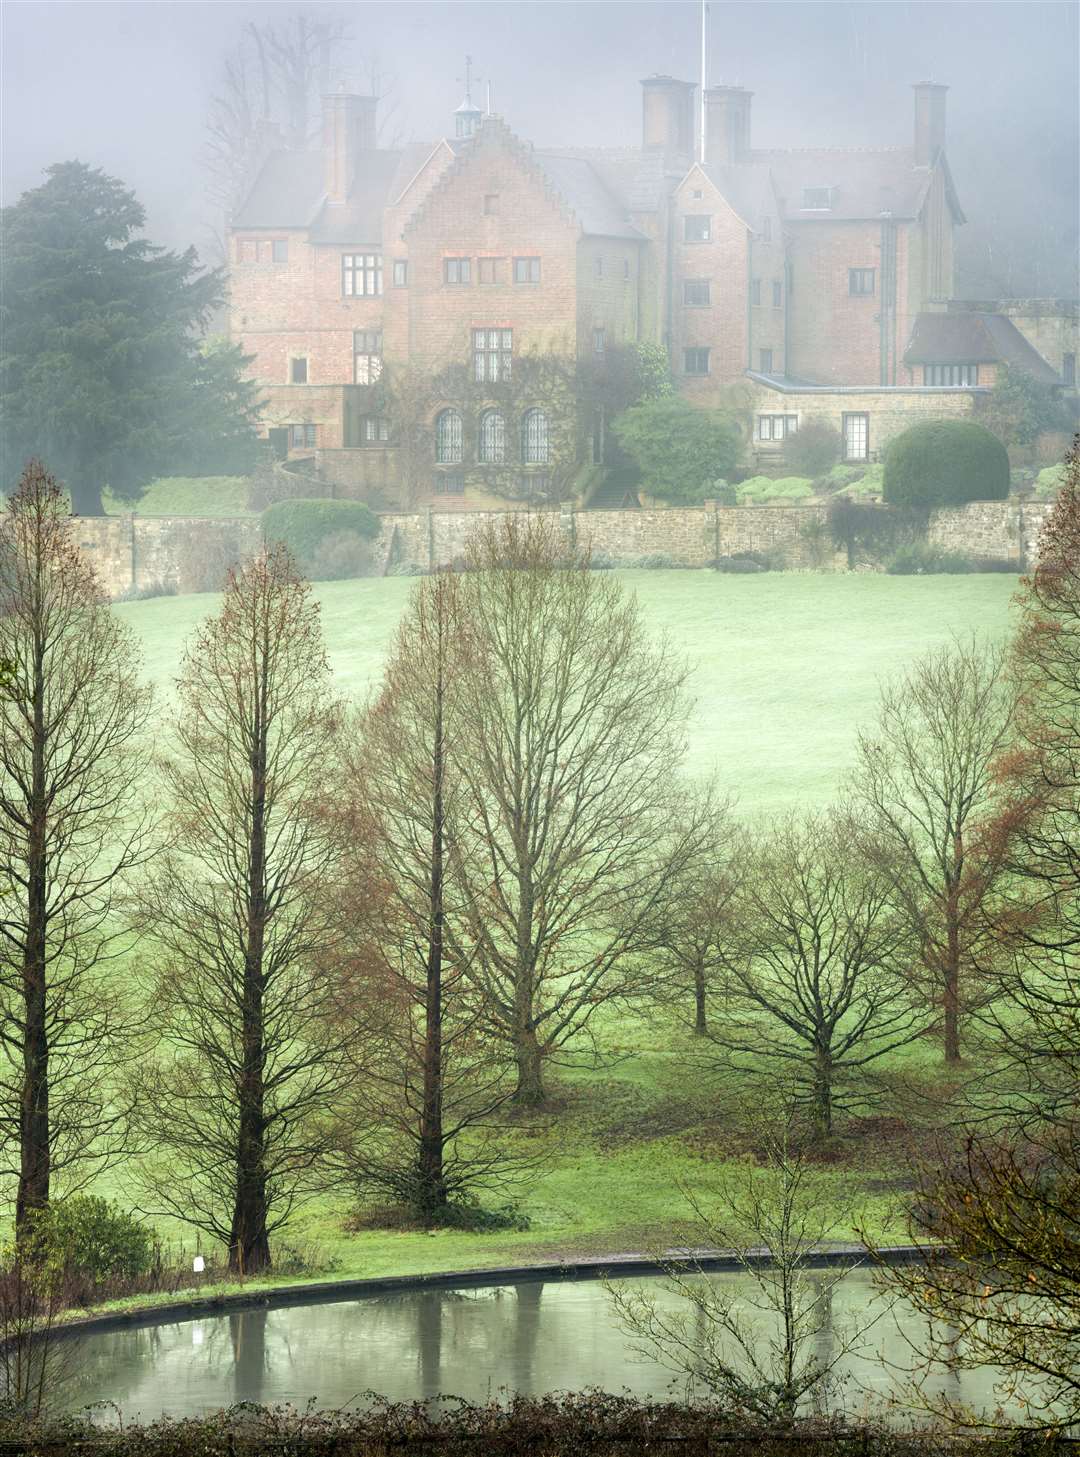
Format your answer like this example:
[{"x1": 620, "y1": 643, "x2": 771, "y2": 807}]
[
  {"x1": 103, "y1": 477, "x2": 254, "y2": 517},
  {"x1": 93, "y1": 571, "x2": 1019, "y2": 1303}
]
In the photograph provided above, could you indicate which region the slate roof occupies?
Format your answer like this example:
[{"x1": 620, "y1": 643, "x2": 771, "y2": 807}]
[
  {"x1": 309, "y1": 150, "x2": 406, "y2": 243},
  {"x1": 533, "y1": 153, "x2": 646, "y2": 238},
  {"x1": 540, "y1": 147, "x2": 678, "y2": 214},
  {"x1": 232, "y1": 151, "x2": 325, "y2": 229},
  {"x1": 701, "y1": 160, "x2": 775, "y2": 229},
  {"x1": 904, "y1": 312, "x2": 1061, "y2": 381},
  {"x1": 754, "y1": 147, "x2": 960, "y2": 222}
]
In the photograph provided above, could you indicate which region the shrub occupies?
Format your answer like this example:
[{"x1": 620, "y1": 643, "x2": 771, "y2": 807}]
[
  {"x1": 821, "y1": 464, "x2": 865, "y2": 491},
  {"x1": 709, "y1": 481, "x2": 739, "y2": 507},
  {"x1": 1035, "y1": 462, "x2": 1068, "y2": 498},
  {"x1": 304, "y1": 529, "x2": 376, "y2": 581},
  {"x1": 262, "y1": 499, "x2": 380, "y2": 574},
  {"x1": 977, "y1": 361, "x2": 1074, "y2": 446},
  {"x1": 883, "y1": 420, "x2": 1009, "y2": 510},
  {"x1": 24, "y1": 1196, "x2": 155, "y2": 1285},
  {"x1": 713, "y1": 551, "x2": 773, "y2": 573},
  {"x1": 626, "y1": 552, "x2": 682, "y2": 569},
  {"x1": 783, "y1": 420, "x2": 841, "y2": 477},
  {"x1": 738, "y1": 475, "x2": 815, "y2": 503},
  {"x1": 611, "y1": 396, "x2": 742, "y2": 505},
  {"x1": 174, "y1": 525, "x2": 247, "y2": 593},
  {"x1": 886, "y1": 542, "x2": 975, "y2": 575}
]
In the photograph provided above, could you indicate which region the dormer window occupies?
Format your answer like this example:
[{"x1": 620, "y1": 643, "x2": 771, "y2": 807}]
[{"x1": 802, "y1": 187, "x2": 834, "y2": 211}]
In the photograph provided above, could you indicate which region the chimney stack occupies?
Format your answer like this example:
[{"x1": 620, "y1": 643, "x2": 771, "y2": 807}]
[
  {"x1": 704, "y1": 85, "x2": 753, "y2": 166},
  {"x1": 322, "y1": 92, "x2": 378, "y2": 204},
  {"x1": 912, "y1": 82, "x2": 947, "y2": 167},
  {"x1": 640, "y1": 76, "x2": 697, "y2": 157}
]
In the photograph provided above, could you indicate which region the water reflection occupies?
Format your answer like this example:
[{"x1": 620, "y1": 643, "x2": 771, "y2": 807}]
[{"x1": 52, "y1": 1270, "x2": 1014, "y2": 1424}]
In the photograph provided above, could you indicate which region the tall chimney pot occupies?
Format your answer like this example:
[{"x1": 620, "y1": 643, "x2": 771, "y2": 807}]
[
  {"x1": 912, "y1": 81, "x2": 947, "y2": 167},
  {"x1": 640, "y1": 76, "x2": 697, "y2": 157},
  {"x1": 704, "y1": 85, "x2": 753, "y2": 166},
  {"x1": 322, "y1": 93, "x2": 378, "y2": 204}
]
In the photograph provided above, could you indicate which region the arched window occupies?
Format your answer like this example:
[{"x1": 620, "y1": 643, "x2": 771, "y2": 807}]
[
  {"x1": 435, "y1": 408, "x2": 463, "y2": 464},
  {"x1": 478, "y1": 410, "x2": 506, "y2": 464},
  {"x1": 521, "y1": 408, "x2": 549, "y2": 465}
]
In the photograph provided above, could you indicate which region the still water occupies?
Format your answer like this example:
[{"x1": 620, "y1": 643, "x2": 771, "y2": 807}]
[{"x1": 56, "y1": 1269, "x2": 1008, "y2": 1423}]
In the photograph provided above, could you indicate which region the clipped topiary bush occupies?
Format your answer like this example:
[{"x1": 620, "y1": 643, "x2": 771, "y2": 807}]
[
  {"x1": 262, "y1": 499, "x2": 380, "y2": 575},
  {"x1": 883, "y1": 421, "x2": 1009, "y2": 511}
]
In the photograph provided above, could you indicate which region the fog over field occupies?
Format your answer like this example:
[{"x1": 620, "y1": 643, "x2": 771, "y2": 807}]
[{"x1": 2, "y1": 0, "x2": 1077, "y2": 296}]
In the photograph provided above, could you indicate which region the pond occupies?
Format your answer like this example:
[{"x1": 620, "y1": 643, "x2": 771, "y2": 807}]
[{"x1": 56, "y1": 1269, "x2": 1010, "y2": 1424}]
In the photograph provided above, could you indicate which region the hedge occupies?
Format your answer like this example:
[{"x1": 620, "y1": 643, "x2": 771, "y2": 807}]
[
  {"x1": 883, "y1": 421, "x2": 1009, "y2": 511},
  {"x1": 262, "y1": 499, "x2": 380, "y2": 563}
]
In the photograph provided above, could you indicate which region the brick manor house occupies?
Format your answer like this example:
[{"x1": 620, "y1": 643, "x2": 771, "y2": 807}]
[{"x1": 228, "y1": 75, "x2": 1077, "y2": 503}]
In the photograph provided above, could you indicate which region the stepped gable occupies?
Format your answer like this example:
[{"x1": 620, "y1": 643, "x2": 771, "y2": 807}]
[
  {"x1": 904, "y1": 311, "x2": 1061, "y2": 381},
  {"x1": 754, "y1": 146, "x2": 962, "y2": 222}
]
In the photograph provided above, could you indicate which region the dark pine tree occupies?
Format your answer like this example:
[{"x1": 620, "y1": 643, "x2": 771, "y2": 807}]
[{"x1": 0, "y1": 162, "x2": 261, "y2": 515}]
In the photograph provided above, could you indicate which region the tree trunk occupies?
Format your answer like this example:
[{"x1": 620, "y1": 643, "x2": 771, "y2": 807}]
[
  {"x1": 513, "y1": 1022, "x2": 545, "y2": 1107},
  {"x1": 693, "y1": 962, "x2": 707, "y2": 1035},
  {"x1": 417, "y1": 667, "x2": 446, "y2": 1220},
  {"x1": 230, "y1": 677, "x2": 271, "y2": 1276},
  {"x1": 17, "y1": 642, "x2": 50, "y2": 1238},
  {"x1": 943, "y1": 856, "x2": 962, "y2": 1064},
  {"x1": 69, "y1": 480, "x2": 104, "y2": 517},
  {"x1": 812, "y1": 1046, "x2": 833, "y2": 1139}
]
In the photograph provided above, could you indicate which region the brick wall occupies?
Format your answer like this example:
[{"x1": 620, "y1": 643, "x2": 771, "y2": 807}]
[
  {"x1": 750, "y1": 380, "x2": 985, "y2": 458},
  {"x1": 672, "y1": 172, "x2": 750, "y2": 394},
  {"x1": 787, "y1": 220, "x2": 895, "y2": 385}
]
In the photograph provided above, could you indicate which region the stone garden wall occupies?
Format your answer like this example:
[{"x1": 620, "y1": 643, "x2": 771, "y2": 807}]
[{"x1": 73, "y1": 498, "x2": 1051, "y2": 600}]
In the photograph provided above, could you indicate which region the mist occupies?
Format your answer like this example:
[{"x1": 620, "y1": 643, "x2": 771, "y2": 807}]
[{"x1": 3, "y1": 1, "x2": 1077, "y2": 296}]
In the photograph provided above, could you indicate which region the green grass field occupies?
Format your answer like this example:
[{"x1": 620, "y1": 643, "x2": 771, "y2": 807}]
[{"x1": 98, "y1": 570, "x2": 1019, "y2": 1302}]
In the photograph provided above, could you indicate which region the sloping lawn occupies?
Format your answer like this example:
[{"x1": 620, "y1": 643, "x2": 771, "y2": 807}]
[
  {"x1": 103, "y1": 476, "x2": 254, "y2": 517},
  {"x1": 96, "y1": 570, "x2": 1019, "y2": 1296}
]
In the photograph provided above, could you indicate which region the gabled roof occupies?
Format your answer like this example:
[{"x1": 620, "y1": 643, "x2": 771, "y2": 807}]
[
  {"x1": 232, "y1": 151, "x2": 325, "y2": 229},
  {"x1": 533, "y1": 153, "x2": 645, "y2": 239},
  {"x1": 697, "y1": 160, "x2": 776, "y2": 230},
  {"x1": 540, "y1": 147, "x2": 678, "y2": 214},
  {"x1": 904, "y1": 312, "x2": 1061, "y2": 381},
  {"x1": 309, "y1": 150, "x2": 405, "y2": 244},
  {"x1": 756, "y1": 147, "x2": 962, "y2": 223},
  {"x1": 232, "y1": 147, "x2": 406, "y2": 243}
]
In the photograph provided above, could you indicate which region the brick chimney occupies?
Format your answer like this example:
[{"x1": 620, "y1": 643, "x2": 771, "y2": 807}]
[
  {"x1": 704, "y1": 85, "x2": 753, "y2": 166},
  {"x1": 640, "y1": 76, "x2": 696, "y2": 157},
  {"x1": 322, "y1": 92, "x2": 378, "y2": 204},
  {"x1": 912, "y1": 82, "x2": 947, "y2": 166}
]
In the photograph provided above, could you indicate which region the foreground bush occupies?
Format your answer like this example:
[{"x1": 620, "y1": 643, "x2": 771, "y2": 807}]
[
  {"x1": 262, "y1": 499, "x2": 379, "y2": 578},
  {"x1": 611, "y1": 396, "x2": 741, "y2": 505},
  {"x1": 24, "y1": 1197, "x2": 155, "y2": 1286},
  {"x1": 0, "y1": 1396, "x2": 1062, "y2": 1457},
  {"x1": 883, "y1": 421, "x2": 1009, "y2": 511}
]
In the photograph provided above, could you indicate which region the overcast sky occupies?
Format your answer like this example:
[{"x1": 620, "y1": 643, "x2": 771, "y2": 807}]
[{"x1": 2, "y1": 1, "x2": 1077, "y2": 294}]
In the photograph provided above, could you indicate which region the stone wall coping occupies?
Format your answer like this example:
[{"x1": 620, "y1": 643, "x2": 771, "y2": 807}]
[
  {"x1": 43, "y1": 1244, "x2": 932, "y2": 1344},
  {"x1": 748, "y1": 374, "x2": 991, "y2": 396}
]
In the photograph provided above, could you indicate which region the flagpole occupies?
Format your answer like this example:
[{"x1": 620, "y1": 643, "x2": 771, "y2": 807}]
[{"x1": 699, "y1": 0, "x2": 707, "y2": 163}]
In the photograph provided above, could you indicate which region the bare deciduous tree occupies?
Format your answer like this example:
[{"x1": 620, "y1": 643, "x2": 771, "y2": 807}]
[
  {"x1": 203, "y1": 14, "x2": 401, "y2": 257},
  {"x1": 651, "y1": 795, "x2": 740, "y2": 1036},
  {"x1": 0, "y1": 461, "x2": 152, "y2": 1235},
  {"x1": 329, "y1": 571, "x2": 524, "y2": 1222},
  {"x1": 450, "y1": 516, "x2": 708, "y2": 1106},
  {"x1": 708, "y1": 812, "x2": 921, "y2": 1139},
  {"x1": 851, "y1": 637, "x2": 1014, "y2": 1062},
  {"x1": 132, "y1": 545, "x2": 346, "y2": 1274},
  {"x1": 606, "y1": 1093, "x2": 871, "y2": 1422}
]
